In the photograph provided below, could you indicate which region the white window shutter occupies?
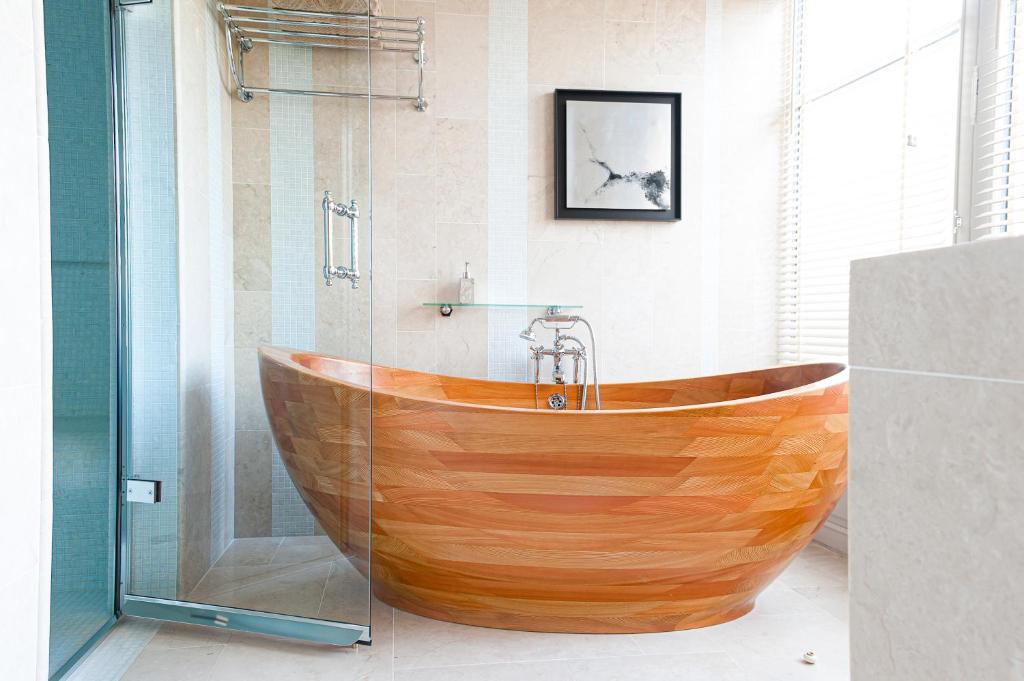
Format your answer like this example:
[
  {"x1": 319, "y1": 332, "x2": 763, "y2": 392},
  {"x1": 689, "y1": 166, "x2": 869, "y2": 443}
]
[
  {"x1": 779, "y1": 0, "x2": 961, "y2": 364},
  {"x1": 970, "y1": 0, "x2": 1024, "y2": 239}
]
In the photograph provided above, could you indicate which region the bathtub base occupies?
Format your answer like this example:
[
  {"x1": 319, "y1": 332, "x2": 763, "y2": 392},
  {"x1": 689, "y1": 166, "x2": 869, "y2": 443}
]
[{"x1": 374, "y1": 581, "x2": 757, "y2": 634}]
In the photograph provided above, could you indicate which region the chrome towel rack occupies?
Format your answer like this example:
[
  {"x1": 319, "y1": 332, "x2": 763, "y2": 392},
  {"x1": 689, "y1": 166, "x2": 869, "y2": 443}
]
[{"x1": 218, "y1": 3, "x2": 428, "y2": 111}]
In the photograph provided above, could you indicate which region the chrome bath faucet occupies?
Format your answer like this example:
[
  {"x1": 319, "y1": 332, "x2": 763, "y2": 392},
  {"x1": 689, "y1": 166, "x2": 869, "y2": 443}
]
[{"x1": 519, "y1": 309, "x2": 601, "y2": 410}]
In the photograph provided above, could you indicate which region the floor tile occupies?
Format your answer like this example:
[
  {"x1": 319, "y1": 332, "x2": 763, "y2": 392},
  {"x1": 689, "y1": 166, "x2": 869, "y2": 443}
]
[
  {"x1": 393, "y1": 609, "x2": 643, "y2": 670},
  {"x1": 212, "y1": 537, "x2": 283, "y2": 568},
  {"x1": 210, "y1": 631, "x2": 387, "y2": 681},
  {"x1": 394, "y1": 651, "x2": 745, "y2": 681},
  {"x1": 104, "y1": 540, "x2": 850, "y2": 681},
  {"x1": 120, "y1": 644, "x2": 223, "y2": 681},
  {"x1": 270, "y1": 535, "x2": 342, "y2": 566},
  {"x1": 209, "y1": 562, "x2": 333, "y2": 618},
  {"x1": 318, "y1": 559, "x2": 371, "y2": 624},
  {"x1": 142, "y1": 622, "x2": 232, "y2": 651},
  {"x1": 188, "y1": 561, "x2": 319, "y2": 603}
]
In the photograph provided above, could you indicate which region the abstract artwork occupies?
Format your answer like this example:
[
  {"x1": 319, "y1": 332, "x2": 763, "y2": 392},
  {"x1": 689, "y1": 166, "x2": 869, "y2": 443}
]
[{"x1": 555, "y1": 90, "x2": 681, "y2": 221}]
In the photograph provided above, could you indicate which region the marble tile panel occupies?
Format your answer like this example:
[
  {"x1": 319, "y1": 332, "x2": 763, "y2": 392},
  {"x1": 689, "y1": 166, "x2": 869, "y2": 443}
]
[{"x1": 849, "y1": 236, "x2": 1024, "y2": 381}]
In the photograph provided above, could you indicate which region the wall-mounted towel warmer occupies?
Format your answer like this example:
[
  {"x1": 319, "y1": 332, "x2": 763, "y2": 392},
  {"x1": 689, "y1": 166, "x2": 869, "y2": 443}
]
[{"x1": 218, "y1": 3, "x2": 427, "y2": 111}]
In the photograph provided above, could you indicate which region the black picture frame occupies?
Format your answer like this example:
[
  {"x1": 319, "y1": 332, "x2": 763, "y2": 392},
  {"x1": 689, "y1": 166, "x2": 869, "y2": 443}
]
[{"x1": 554, "y1": 89, "x2": 681, "y2": 221}]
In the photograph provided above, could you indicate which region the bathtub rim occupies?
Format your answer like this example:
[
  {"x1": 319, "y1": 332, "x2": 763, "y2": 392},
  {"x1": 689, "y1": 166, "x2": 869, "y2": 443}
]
[{"x1": 258, "y1": 345, "x2": 848, "y2": 415}]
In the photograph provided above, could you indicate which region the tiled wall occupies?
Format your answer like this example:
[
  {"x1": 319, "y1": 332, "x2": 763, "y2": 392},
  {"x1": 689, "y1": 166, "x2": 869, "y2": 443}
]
[
  {"x1": 123, "y1": 0, "x2": 180, "y2": 600},
  {"x1": 42, "y1": 0, "x2": 118, "y2": 672},
  {"x1": 487, "y1": 0, "x2": 528, "y2": 380},
  {"x1": 0, "y1": 1, "x2": 53, "y2": 676},
  {"x1": 173, "y1": 0, "x2": 236, "y2": 594},
  {"x1": 269, "y1": 46, "x2": 318, "y2": 537},
  {"x1": 229, "y1": 0, "x2": 786, "y2": 536},
  {"x1": 848, "y1": 237, "x2": 1024, "y2": 680}
]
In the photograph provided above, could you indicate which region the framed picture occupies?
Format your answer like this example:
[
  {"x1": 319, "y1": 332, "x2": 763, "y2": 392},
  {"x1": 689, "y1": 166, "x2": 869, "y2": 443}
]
[{"x1": 554, "y1": 89, "x2": 681, "y2": 221}]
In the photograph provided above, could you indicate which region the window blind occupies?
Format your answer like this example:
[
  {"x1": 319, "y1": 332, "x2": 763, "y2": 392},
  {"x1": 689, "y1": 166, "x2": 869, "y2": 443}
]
[
  {"x1": 779, "y1": 0, "x2": 962, "y2": 363},
  {"x1": 970, "y1": 0, "x2": 1024, "y2": 239}
]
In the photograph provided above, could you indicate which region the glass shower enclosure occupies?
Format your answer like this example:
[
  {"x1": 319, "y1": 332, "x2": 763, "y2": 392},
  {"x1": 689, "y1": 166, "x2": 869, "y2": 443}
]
[{"x1": 110, "y1": 0, "x2": 400, "y2": 646}]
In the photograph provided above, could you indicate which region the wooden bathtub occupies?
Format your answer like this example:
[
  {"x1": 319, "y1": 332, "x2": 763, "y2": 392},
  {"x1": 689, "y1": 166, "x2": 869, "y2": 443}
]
[{"x1": 258, "y1": 346, "x2": 847, "y2": 634}]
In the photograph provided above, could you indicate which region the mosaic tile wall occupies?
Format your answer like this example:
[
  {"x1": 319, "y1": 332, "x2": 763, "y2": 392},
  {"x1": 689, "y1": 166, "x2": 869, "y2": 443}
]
[
  {"x1": 43, "y1": 0, "x2": 117, "y2": 674},
  {"x1": 270, "y1": 44, "x2": 316, "y2": 537},
  {"x1": 123, "y1": 0, "x2": 179, "y2": 600},
  {"x1": 487, "y1": 0, "x2": 529, "y2": 381}
]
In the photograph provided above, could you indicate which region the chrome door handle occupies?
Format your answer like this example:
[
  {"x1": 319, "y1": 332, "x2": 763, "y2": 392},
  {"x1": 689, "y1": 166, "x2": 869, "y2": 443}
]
[{"x1": 322, "y1": 190, "x2": 360, "y2": 288}]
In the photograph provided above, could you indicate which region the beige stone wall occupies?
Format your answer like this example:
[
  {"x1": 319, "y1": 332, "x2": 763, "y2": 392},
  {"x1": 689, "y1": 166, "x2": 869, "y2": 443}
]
[
  {"x1": 228, "y1": 0, "x2": 786, "y2": 536},
  {"x1": 230, "y1": 28, "x2": 273, "y2": 538}
]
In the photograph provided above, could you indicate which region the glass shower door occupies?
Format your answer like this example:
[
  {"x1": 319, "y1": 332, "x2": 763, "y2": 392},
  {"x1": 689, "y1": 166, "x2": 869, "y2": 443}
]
[{"x1": 114, "y1": 0, "x2": 373, "y2": 646}]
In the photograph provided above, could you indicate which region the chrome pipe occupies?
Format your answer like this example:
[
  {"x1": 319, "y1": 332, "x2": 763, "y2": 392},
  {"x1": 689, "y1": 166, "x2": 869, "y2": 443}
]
[
  {"x1": 245, "y1": 86, "x2": 420, "y2": 101},
  {"x1": 239, "y1": 26, "x2": 421, "y2": 44},
  {"x1": 578, "y1": 317, "x2": 601, "y2": 410},
  {"x1": 245, "y1": 37, "x2": 419, "y2": 52},
  {"x1": 348, "y1": 199, "x2": 360, "y2": 288},
  {"x1": 221, "y1": 3, "x2": 422, "y2": 23},
  {"x1": 228, "y1": 15, "x2": 422, "y2": 35},
  {"x1": 322, "y1": 191, "x2": 336, "y2": 287}
]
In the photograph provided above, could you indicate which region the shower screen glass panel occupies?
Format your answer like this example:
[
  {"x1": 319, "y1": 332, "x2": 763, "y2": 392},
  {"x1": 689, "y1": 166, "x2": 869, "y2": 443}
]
[{"x1": 117, "y1": 0, "x2": 373, "y2": 643}]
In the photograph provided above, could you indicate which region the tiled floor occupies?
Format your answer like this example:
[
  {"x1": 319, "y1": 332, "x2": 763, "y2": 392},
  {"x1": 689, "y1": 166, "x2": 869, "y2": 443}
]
[
  {"x1": 186, "y1": 536, "x2": 369, "y2": 624},
  {"x1": 108, "y1": 541, "x2": 848, "y2": 681}
]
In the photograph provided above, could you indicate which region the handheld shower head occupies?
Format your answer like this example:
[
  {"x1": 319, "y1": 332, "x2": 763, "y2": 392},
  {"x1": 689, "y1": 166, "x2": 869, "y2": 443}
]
[{"x1": 519, "y1": 327, "x2": 537, "y2": 342}]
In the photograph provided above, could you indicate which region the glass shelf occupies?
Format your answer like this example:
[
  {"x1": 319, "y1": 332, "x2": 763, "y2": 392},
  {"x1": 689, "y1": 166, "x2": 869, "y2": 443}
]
[{"x1": 422, "y1": 302, "x2": 582, "y2": 316}]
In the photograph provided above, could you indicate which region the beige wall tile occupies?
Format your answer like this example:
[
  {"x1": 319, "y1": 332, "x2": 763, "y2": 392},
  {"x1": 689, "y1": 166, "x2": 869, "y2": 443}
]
[
  {"x1": 527, "y1": 240, "x2": 603, "y2": 329},
  {"x1": 234, "y1": 348, "x2": 268, "y2": 431},
  {"x1": 434, "y1": 12, "x2": 488, "y2": 120},
  {"x1": 234, "y1": 291, "x2": 272, "y2": 347},
  {"x1": 398, "y1": 105, "x2": 436, "y2": 171},
  {"x1": 656, "y1": 0, "x2": 707, "y2": 77},
  {"x1": 604, "y1": 20, "x2": 659, "y2": 90},
  {"x1": 528, "y1": 0, "x2": 605, "y2": 87},
  {"x1": 234, "y1": 430, "x2": 273, "y2": 538},
  {"x1": 233, "y1": 183, "x2": 271, "y2": 291},
  {"x1": 604, "y1": 0, "x2": 656, "y2": 22},
  {"x1": 396, "y1": 173, "x2": 437, "y2": 278},
  {"x1": 437, "y1": 308, "x2": 488, "y2": 378},
  {"x1": 372, "y1": 237, "x2": 399, "y2": 367},
  {"x1": 435, "y1": 0, "x2": 488, "y2": 15},
  {"x1": 435, "y1": 222, "x2": 488, "y2": 303},
  {"x1": 232, "y1": 95, "x2": 269, "y2": 130},
  {"x1": 527, "y1": 86, "x2": 554, "y2": 179},
  {"x1": 241, "y1": 42, "x2": 269, "y2": 85},
  {"x1": 231, "y1": 128, "x2": 270, "y2": 185},
  {"x1": 312, "y1": 47, "x2": 369, "y2": 90},
  {"x1": 398, "y1": 279, "x2": 437, "y2": 331},
  {"x1": 436, "y1": 118, "x2": 487, "y2": 223},
  {"x1": 398, "y1": 330, "x2": 438, "y2": 372},
  {"x1": 526, "y1": 175, "x2": 602, "y2": 244}
]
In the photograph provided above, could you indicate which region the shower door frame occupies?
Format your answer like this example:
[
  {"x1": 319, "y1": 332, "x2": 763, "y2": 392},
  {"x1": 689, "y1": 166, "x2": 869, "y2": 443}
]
[{"x1": 108, "y1": 0, "x2": 372, "y2": 647}]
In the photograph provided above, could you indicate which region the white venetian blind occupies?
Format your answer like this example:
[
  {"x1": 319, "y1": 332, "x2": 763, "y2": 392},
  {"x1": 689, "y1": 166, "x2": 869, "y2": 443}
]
[
  {"x1": 779, "y1": 0, "x2": 962, "y2": 363},
  {"x1": 971, "y1": 0, "x2": 1024, "y2": 239}
]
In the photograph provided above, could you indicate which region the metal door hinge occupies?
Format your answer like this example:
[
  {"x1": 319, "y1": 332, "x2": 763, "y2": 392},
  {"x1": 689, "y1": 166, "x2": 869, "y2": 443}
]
[
  {"x1": 126, "y1": 479, "x2": 162, "y2": 503},
  {"x1": 953, "y1": 211, "x2": 963, "y2": 236}
]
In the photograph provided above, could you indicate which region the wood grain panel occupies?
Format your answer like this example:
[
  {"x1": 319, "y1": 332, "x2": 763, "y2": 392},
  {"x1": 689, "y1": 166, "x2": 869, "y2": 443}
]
[{"x1": 259, "y1": 346, "x2": 847, "y2": 633}]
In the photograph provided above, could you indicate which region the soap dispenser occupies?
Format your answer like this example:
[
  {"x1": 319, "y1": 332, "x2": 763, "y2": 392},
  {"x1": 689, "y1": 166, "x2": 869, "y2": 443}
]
[{"x1": 458, "y1": 262, "x2": 475, "y2": 305}]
